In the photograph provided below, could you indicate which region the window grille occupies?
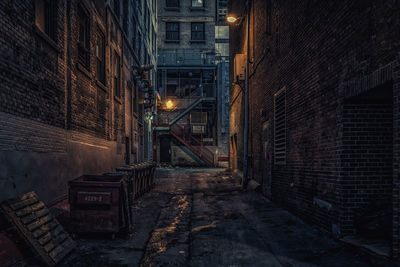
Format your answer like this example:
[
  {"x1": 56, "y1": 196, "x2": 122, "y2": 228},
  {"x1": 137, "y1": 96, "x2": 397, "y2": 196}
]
[
  {"x1": 274, "y1": 87, "x2": 286, "y2": 165},
  {"x1": 166, "y1": 22, "x2": 179, "y2": 41}
]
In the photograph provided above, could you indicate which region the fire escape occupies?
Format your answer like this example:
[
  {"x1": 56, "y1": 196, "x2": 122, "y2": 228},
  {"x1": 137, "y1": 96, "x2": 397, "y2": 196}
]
[{"x1": 154, "y1": 97, "x2": 216, "y2": 166}]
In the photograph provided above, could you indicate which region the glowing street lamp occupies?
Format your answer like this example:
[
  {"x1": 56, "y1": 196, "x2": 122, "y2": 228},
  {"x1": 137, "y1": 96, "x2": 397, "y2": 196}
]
[
  {"x1": 165, "y1": 99, "x2": 174, "y2": 110},
  {"x1": 226, "y1": 16, "x2": 238, "y2": 23}
]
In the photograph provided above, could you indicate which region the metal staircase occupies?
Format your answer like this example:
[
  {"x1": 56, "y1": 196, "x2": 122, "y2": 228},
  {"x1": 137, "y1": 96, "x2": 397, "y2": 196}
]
[
  {"x1": 169, "y1": 97, "x2": 215, "y2": 126},
  {"x1": 153, "y1": 97, "x2": 216, "y2": 166},
  {"x1": 170, "y1": 124, "x2": 214, "y2": 166}
]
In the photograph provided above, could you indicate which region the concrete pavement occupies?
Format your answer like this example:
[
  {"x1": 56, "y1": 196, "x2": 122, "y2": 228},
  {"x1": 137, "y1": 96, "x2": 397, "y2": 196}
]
[{"x1": 61, "y1": 168, "x2": 393, "y2": 266}]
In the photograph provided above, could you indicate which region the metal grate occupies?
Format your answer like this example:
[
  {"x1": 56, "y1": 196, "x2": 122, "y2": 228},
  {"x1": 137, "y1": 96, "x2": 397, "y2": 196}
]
[{"x1": 274, "y1": 87, "x2": 286, "y2": 165}]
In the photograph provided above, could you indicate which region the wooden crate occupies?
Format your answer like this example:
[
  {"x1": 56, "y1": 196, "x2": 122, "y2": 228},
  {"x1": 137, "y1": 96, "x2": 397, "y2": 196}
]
[{"x1": 0, "y1": 192, "x2": 76, "y2": 266}]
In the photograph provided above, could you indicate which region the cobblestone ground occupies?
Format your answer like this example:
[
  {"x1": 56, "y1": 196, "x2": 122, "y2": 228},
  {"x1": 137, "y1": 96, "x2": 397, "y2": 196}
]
[{"x1": 62, "y1": 168, "x2": 393, "y2": 267}]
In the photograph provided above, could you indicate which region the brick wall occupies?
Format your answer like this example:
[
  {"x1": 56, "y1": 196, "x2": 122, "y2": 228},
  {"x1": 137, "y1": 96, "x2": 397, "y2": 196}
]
[
  {"x1": 341, "y1": 97, "x2": 393, "y2": 236},
  {"x1": 0, "y1": 0, "x2": 154, "y2": 204},
  {"x1": 0, "y1": 0, "x2": 66, "y2": 128},
  {"x1": 229, "y1": 0, "x2": 400, "y2": 257}
]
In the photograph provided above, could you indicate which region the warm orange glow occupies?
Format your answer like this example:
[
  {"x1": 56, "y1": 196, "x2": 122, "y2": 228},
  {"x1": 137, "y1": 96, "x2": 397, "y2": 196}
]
[
  {"x1": 166, "y1": 100, "x2": 174, "y2": 110},
  {"x1": 227, "y1": 16, "x2": 238, "y2": 23}
]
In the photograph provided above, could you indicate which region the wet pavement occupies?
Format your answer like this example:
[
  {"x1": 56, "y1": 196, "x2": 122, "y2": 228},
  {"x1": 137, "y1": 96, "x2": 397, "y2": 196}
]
[{"x1": 61, "y1": 168, "x2": 391, "y2": 266}]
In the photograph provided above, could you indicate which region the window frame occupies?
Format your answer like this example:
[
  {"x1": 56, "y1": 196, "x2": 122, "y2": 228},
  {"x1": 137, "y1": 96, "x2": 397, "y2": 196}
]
[
  {"x1": 114, "y1": 51, "x2": 121, "y2": 98},
  {"x1": 165, "y1": 0, "x2": 180, "y2": 8},
  {"x1": 165, "y1": 22, "x2": 180, "y2": 42},
  {"x1": 77, "y1": 3, "x2": 90, "y2": 70},
  {"x1": 191, "y1": 22, "x2": 205, "y2": 41},
  {"x1": 95, "y1": 26, "x2": 106, "y2": 85},
  {"x1": 191, "y1": 0, "x2": 205, "y2": 8},
  {"x1": 35, "y1": 0, "x2": 57, "y2": 41}
]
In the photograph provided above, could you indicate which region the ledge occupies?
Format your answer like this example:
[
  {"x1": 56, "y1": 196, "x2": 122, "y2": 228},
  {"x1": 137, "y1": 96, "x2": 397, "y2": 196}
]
[
  {"x1": 165, "y1": 40, "x2": 180, "y2": 43},
  {"x1": 34, "y1": 26, "x2": 60, "y2": 54},
  {"x1": 96, "y1": 80, "x2": 108, "y2": 93},
  {"x1": 76, "y1": 63, "x2": 91, "y2": 79},
  {"x1": 164, "y1": 7, "x2": 180, "y2": 11},
  {"x1": 190, "y1": 40, "x2": 206, "y2": 44},
  {"x1": 189, "y1": 7, "x2": 205, "y2": 11}
]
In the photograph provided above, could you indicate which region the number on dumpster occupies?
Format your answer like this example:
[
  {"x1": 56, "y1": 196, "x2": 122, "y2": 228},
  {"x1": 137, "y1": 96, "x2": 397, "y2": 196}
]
[{"x1": 84, "y1": 195, "x2": 103, "y2": 202}]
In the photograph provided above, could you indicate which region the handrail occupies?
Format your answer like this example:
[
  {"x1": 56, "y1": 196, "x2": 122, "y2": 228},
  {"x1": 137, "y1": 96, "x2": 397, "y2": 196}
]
[
  {"x1": 169, "y1": 97, "x2": 216, "y2": 126},
  {"x1": 170, "y1": 124, "x2": 214, "y2": 165}
]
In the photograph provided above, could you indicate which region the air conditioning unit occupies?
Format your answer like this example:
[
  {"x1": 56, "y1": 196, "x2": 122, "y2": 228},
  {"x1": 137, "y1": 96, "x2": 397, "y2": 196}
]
[{"x1": 234, "y1": 54, "x2": 246, "y2": 81}]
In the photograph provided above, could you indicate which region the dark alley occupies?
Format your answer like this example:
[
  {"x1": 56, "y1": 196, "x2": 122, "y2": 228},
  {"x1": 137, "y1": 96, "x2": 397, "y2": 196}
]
[{"x1": 62, "y1": 168, "x2": 384, "y2": 266}]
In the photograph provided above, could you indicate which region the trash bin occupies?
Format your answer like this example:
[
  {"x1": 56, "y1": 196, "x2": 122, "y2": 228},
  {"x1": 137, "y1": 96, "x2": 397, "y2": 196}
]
[
  {"x1": 115, "y1": 166, "x2": 138, "y2": 202},
  {"x1": 68, "y1": 174, "x2": 131, "y2": 236}
]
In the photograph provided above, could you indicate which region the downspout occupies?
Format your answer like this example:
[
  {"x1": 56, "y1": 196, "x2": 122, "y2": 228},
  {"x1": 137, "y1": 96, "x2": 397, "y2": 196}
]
[{"x1": 243, "y1": 0, "x2": 251, "y2": 187}]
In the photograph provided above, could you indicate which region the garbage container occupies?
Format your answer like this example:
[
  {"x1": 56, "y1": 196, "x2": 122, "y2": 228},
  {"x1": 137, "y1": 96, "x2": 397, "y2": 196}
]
[
  {"x1": 115, "y1": 166, "x2": 137, "y2": 203},
  {"x1": 68, "y1": 174, "x2": 130, "y2": 236}
]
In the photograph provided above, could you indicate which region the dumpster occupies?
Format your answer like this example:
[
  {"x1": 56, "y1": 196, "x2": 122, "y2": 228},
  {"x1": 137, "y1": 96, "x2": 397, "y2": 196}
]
[
  {"x1": 115, "y1": 166, "x2": 138, "y2": 202},
  {"x1": 68, "y1": 174, "x2": 131, "y2": 236}
]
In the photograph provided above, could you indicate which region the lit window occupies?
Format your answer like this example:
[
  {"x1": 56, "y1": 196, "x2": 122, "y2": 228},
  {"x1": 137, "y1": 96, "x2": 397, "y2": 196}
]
[{"x1": 191, "y1": 0, "x2": 204, "y2": 7}]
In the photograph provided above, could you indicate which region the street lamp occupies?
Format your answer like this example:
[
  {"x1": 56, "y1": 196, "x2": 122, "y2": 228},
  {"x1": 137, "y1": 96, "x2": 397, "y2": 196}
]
[
  {"x1": 165, "y1": 99, "x2": 174, "y2": 110},
  {"x1": 226, "y1": 16, "x2": 238, "y2": 23},
  {"x1": 227, "y1": 0, "x2": 251, "y2": 188}
]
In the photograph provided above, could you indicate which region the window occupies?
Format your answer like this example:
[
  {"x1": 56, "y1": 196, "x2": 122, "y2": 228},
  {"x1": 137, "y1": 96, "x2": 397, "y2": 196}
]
[
  {"x1": 35, "y1": 0, "x2": 57, "y2": 40},
  {"x1": 274, "y1": 87, "x2": 286, "y2": 165},
  {"x1": 191, "y1": 0, "x2": 204, "y2": 7},
  {"x1": 77, "y1": 3, "x2": 90, "y2": 69},
  {"x1": 114, "y1": 52, "x2": 121, "y2": 98},
  {"x1": 166, "y1": 22, "x2": 179, "y2": 41},
  {"x1": 265, "y1": 0, "x2": 272, "y2": 34},
  {"x1": 166, "y1": 0, "x2": 179, "y2": 8},
  {"x1": 96, "y1": 28, "x2": 105, "y2": 84},
  {"x1": 191, "y1": 22, "x2": 205, "y2": 41}
]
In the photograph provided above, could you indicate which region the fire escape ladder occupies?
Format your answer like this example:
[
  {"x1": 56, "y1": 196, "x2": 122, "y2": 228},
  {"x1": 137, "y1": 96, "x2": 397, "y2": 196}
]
[{"x1": 170, "y1": 124, "x2": 215, "y2": 166}]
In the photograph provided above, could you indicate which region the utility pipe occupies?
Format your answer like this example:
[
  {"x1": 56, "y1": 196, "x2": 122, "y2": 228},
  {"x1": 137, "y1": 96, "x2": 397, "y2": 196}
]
[{"x1": 243, "y1": 0, "x2": 250, "y2": 187}]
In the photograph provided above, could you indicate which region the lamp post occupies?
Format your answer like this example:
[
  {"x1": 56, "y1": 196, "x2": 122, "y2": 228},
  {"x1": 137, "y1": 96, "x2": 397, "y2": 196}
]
[{"x1": 227, "y1": 0, "x2": 251, "y2": 188}]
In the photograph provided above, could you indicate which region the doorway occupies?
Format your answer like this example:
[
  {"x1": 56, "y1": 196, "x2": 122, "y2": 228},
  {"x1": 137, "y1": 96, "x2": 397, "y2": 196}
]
[
  {"x1": 160, "y1": 135, "x2": 171, "y2": 163},
  {"x1": 341, "y1": 82, "x2": 393, "y2": 255}
]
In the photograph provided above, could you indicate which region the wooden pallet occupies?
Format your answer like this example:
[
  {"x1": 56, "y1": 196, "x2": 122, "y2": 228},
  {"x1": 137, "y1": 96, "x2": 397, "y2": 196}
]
[{"x1": 0, "y1": 192, "x2": 76, "y2": 266}]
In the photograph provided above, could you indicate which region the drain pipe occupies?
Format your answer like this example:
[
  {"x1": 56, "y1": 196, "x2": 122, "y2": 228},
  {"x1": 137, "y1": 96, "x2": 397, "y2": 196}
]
[{"x1": 242, "y1": 0, "x2": 251, "y2": 188}]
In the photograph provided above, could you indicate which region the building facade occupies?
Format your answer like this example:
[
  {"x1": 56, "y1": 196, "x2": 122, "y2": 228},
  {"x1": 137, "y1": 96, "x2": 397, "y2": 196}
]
[
  {"x1": 229, "y1": 0, "x2": 400, "y2": 259},
  {"x1": 0, "y1": 0, "x2": 157, "y2": 204},
  {"x1": 155, "y1": 0, "x2": 229, "y2": 167}
]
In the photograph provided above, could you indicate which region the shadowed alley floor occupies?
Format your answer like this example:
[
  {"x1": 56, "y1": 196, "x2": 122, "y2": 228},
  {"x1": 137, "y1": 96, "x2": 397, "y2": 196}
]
[{"x1": 62, "y1": 168, "x2": 391, "y2": 266}]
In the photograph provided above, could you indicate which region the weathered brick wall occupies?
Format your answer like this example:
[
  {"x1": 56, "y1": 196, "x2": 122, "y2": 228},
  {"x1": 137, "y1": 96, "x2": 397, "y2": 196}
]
[
  {"x1": 229, "y1": 0, "x2": 400, "y2": 255},
  {"x1": 341, "y1": 100, "x2": 393, "y2": 236},
  {"x1": 0, "y1": 0, "x2": 154, "y2": 204},
  {"x1": 0, "y1": 0, "x2": 66, "y2": 128}
]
